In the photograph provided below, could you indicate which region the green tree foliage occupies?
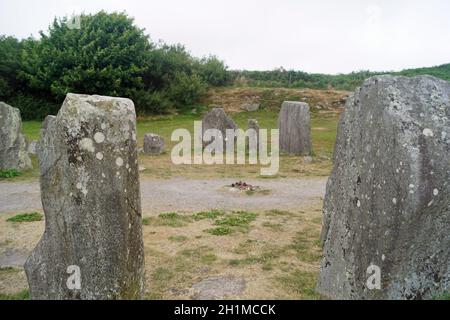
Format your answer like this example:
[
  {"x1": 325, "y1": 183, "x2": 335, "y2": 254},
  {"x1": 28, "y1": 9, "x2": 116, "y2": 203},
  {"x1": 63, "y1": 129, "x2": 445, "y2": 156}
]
[
  {"x1": 0, "y1": 11, "x2": 229, "y2": 119},
  {"x1": 230, "y1": 65, "x2": 450, "y2": 91},
  {"x1": 20, "y1": 11, "x2": 152, "y2": 100},
  {"x1": 0, "y1": 36, "x2": 24, "y2": 98}
]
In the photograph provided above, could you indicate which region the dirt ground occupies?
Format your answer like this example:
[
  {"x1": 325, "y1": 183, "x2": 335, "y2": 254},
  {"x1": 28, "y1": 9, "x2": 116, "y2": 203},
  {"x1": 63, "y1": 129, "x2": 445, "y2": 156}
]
[{"x1": 0, "y1": 176, "x2": 326, "y2": 299}]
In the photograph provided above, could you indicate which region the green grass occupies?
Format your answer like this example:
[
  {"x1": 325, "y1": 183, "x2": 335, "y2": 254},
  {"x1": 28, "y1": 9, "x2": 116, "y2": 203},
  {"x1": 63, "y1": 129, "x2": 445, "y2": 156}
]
[
  {"x1": 143, "y1": 212, "x2": 192, "y2": 228},
  {"x1": 0, "y1": 289, "x2": 30, "y2": 300},
  {"x1": 7, "y1": 212, "x2": 43, "y2": 223},
  {"x1": 435, "y1": 292, "x2": 450, "y2": 300},
  {"x1": 276, "y1": 270, "x2": 320, "y2": 300},
  {"x1": 289, "y1": 228, "x2": 322, "y2": 263},
  {"x1": 0, "y1": 169, "x2": 22, "y2": 179},
  {"x1": 214, "y1": 211, "x2": 257, "y2": 228},
  {"x1": 17, "y1": 107, "x2": 339, "y2": 181},
  {"x1": 168, "y1": 235, "x2": 188, "y2": 242},
  {"x1": 206, "y1": 226, "x2": 233, "y2": 236},
  {"x1": 193, "y1": 209, "x2": 225, "y2": 221}
]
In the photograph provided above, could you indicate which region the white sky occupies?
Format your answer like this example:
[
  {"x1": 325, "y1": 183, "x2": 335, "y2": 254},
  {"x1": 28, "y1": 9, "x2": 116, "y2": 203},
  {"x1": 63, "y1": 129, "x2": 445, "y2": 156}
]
[{"x1": 1, "y1": 0, "x2": 449, "y2": 74}]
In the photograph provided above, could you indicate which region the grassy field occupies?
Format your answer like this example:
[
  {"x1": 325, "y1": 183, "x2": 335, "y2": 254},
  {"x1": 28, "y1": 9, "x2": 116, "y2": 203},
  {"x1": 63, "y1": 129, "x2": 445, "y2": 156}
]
[
  {"x1": 0, "y1": 206, "x2": 324, "y2": 300},
  {"x1": 0, "y1": 89, "x2": 342, "y2": 299},
  {"x1": 12, "y1": 108, "x2": 339, "y2": 181}
]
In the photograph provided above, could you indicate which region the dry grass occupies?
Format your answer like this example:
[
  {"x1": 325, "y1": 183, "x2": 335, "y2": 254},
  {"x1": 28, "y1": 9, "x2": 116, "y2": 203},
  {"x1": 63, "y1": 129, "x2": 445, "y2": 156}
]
[{"x1": 0, "y1": 206, "x2": 324, "y2": 300}]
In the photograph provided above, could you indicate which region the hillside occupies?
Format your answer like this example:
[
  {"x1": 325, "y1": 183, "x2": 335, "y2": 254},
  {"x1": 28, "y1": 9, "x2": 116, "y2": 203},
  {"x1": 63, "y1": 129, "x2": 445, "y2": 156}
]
[
  {"x1": 229, "y1": 63, "x2": 450, "y2": 91},
  {"x1": 202, "y1": 87, "x2": 350, "y2": 113}
]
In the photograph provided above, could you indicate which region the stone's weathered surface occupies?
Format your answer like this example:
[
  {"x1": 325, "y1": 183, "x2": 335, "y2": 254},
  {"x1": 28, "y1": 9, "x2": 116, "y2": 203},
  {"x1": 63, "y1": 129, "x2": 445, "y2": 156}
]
[
  {"x1": 25, "y1": 93, "x2": 145, "y2": 300},
  {"x1": 27, "y1": 140, "x2": 38, "y2": 155},
  {"x1": 143, "y1": 133, "x2": 165, "y2": 155},
  {"x1": 191, "y1": 276, "x2": 246, "y2": 300},
  {"x1": 0, "y1": 102, "x2": 32, "y2": 170},
  {"x1": 278, "y1": 101, "x2": 312, "y2": 156},
  {"x1": 202, "y1": 107, "x2": 238, "y2": 147},
  {"x1": 317, "y1": 76, "x2": 450, "y2": 300},
  {"x1": 241, "y1": 103, "x2": 260, "y2": 112},
  {"x1": 247, "y1": 119, "x2": 260, "y2": 152}
]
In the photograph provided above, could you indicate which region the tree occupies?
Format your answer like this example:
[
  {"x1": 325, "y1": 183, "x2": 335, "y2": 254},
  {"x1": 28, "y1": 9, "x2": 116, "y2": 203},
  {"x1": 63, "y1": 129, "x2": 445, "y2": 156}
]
[{"x1": 20, "y1": 11, "x2": 152, "y2": 100}]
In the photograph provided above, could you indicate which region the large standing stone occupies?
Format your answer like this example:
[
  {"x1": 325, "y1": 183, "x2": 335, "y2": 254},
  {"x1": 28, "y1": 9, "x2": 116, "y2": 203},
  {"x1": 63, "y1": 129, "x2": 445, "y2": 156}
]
[
  {"x1": 143, "y1": 133, "x2": 164, "y2": 155},
  {"x1": 202, "y1": 107, "x2": 238, "y2": 147},
  {"x1": 0, "y1": 102, "x2": 32, "y2": 170},
  {"x1": 25, "y1": 94, "x2": 145, "y2": 300},
  {"x1": 317, "y1": 76, "x2": 450, "y2": 300},
  {"x1": 278, "y1": 101, "x2": 312, "y2": 155},
  {"x1": 247, "y1": 119, "x2": 260, "y2": 152}
]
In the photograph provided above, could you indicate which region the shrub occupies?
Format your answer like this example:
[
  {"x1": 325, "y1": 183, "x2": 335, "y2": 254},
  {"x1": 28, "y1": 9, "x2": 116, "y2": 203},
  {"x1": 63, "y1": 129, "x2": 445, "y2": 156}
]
[{"x1": 7, "y1": 212, "x2": 43, "y2": 223}]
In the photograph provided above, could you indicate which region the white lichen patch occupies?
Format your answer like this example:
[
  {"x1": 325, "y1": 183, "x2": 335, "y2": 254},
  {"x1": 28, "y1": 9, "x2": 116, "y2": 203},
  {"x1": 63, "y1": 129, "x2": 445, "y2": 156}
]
[
  {"x1": 433, "y1": 189, "x2": 439, "y2": 196},
  {"x1": 79, "y1": 138, "x2": 95, "y2": 153},
  {"x1": 116, "y1": 157, "x2": 124, "y2": 167},
  {"x1": 422, "y1": 128, "x2": 434, "y2": 137},
  {"x1": 94, "y1": 132, "x2": 106, "y2": 144},
  {"x1": 392, "y1": 198, "x2": 397, "y2": 205}
]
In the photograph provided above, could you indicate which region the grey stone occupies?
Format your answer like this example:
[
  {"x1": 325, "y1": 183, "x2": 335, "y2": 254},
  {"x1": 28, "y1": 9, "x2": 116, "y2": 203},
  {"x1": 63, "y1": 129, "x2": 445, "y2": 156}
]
[
  {"x1": 278, "y1": 101, "x2": 312, "y2": 156},
  {"x1": 28, "y1": 140, "x2": 38, "y2": 155},
  {"x1": 143, "y1": 133, "x2": 164, "y2": 155},
  {"x1": 0, "y1": 248, "x2": 29, "y2": 268},
  {"x1": 241, "y1": 103, "x2": 260, "y2": 112},
  {"x1": 0, "y1": 102, "x2": 32, "y2": 170},
  {"x1": 202, "y1": 107, "x2": 238, "y2": 147},
  {"x1": 25, "y1": 93, "x2": 145, "y2": 300},
  {"x1": 191, "y1": 276, "x2": 246, "y2": 300},
  {"x1": 317, "y1": 75, "x2": 450, "y2": 300},
  {"x1": 248, "y1": 119, "x2": 260, "y2": 152}
]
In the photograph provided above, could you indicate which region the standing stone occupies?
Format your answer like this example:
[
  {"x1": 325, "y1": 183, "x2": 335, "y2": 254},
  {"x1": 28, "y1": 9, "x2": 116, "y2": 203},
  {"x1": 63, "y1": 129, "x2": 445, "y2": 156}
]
[
  {"x1": 0, "y1": 102, "x2": 32, "y2": 170},
  {"x1": 202, "y1": 107, "x2": 238, "y2": 147},
  {"x1": 143, "y1": 133, "x2": 165, "y2": 155},
  {"x1": 247, "y1": 119, "x2": 260, "y2": 152},
  {"x1": 28, "y1": 140, "x2": 38, "y2": 155},
  {"x1": 25, "y1": 94, "x2": 145, "y2": 300},
  {"x1": 241, "y1": 103, "x2": 260, "y2": 112},
  {"x1": 278, "y1": 101, "x2": 312, "y2": 156},
  {"x1": 317, "y1": 76, "x2": 450, "y2": 300}
]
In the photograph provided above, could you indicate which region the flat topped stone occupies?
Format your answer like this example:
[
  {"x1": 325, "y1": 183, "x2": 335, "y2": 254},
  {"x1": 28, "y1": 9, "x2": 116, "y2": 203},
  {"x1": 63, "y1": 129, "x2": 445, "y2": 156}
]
[
  {"x1": 0, "y1": 102, "x2": 32, "y2": 170},
  {"x1": 25, "y1": 93, "x2": 145, "y2": 300},
  {"x1": 143, "y1": 133, "x2": 164, "y2": 155},
  {"x1": 278, "y1": 101, "x2": 312, "y2": 156},
  {"x1": 317, "y1": 75, "x2": 450, "y2": 300},
  {"x1": 191, "y1": 276, "x2": 246, "y2": 300}
]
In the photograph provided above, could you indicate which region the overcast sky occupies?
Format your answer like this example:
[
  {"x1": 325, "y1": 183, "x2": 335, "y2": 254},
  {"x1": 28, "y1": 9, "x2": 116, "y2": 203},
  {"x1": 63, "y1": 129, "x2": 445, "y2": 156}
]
[{"x1": 1, "y1": 0, "x2": 449, "y2": 74}]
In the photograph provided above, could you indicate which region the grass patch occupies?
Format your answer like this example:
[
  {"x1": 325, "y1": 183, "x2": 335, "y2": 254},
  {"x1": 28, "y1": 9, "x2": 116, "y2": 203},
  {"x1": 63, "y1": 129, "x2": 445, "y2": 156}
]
[
  {"x1": 206, "y1": 226, "x2": 233, "y2": 236},
  {"x1": 0, "y1": 267, "x2": 21, "y2": 275},
  {"x1": 7, "y1": 212, "x2": 43, "y2": 223},
  {"x1": 152, "y1": 267, "x2": 174, "y2": 282},
  {"x1": 0, "y1": 169, "x2": 22, "y2": 179},
  {"x1": 177, "y1": 246, "x2": 217, "y2": 266},
  {"x1": 265, "y1": 209, "x2": 294, "y2": 217},
  {"x1": 193, "y1": 209, "x2": 225, "y2": 221},
  {"x1": 168, "y1": 235, "x2": 188, "y2": 242},
  {"x1": 289, "y1": 228, "x2": 322, "y2": 263},
  {"x1": 276, "y1": 270, "x2": 319, "y2": 299},
  {"x1": 0, "y1": 289, "x2": 30, "y2": 300},
  {"x1": 214, "y1": 211, "x2": 257, "y2": 228},
  {"x1": 435, "y1": 292, "x2": 450, "y2": 300},
  {"x1": 262, "y1": 221, "x2": 283, "y2": 231},
  {"x1": 143, "y1": 212, "x2": 192, "y2": 228}
]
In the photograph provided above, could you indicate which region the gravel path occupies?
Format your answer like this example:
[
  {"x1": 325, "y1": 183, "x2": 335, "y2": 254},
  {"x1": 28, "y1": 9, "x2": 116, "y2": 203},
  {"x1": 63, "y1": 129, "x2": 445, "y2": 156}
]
[{"x1": 0, "y1": 177, "x2": 327, "y2": 215}]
